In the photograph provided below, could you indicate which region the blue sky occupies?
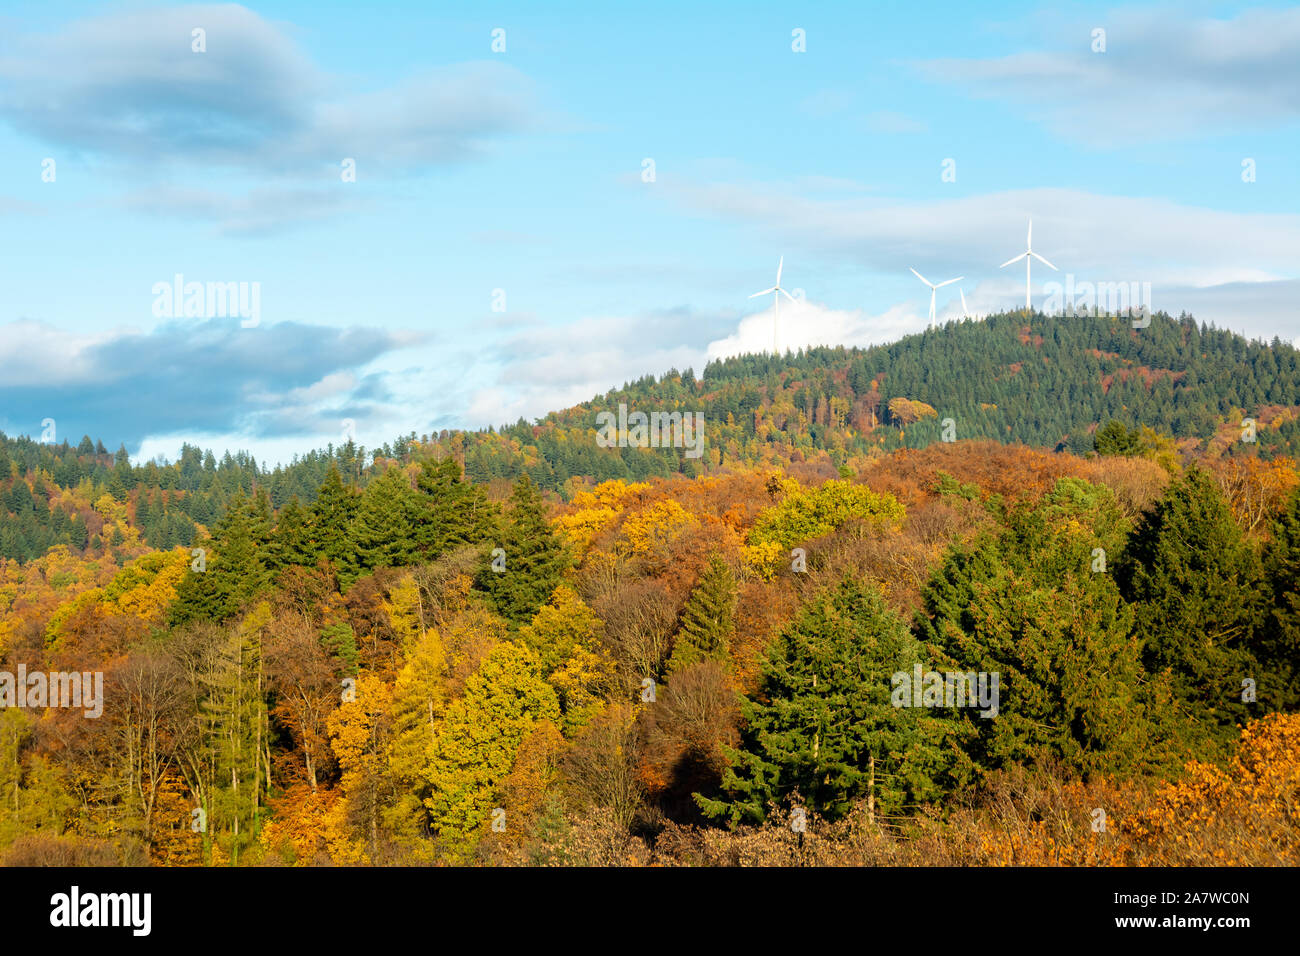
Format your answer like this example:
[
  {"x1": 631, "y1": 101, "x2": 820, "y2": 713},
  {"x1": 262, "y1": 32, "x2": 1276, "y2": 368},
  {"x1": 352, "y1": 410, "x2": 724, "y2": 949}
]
[{"x1": 0, "y1": 0, "x2": 1296, "y2": 464}]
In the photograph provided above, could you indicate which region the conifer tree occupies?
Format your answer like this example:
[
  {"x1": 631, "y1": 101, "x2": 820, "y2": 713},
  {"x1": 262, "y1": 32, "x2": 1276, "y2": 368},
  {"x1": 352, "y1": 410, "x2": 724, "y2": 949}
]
[
  {"x1": 414, "y1": 456, "x2": 496, "y2": 558},
  {"x1": 1258, "y1": 486, "x2": 1300, "y2": 711},
  {"x1": 667, "y1": 554, "x2": 736, "y2": 674},
  {"x1": 267, "y1": 496, "x2": 313, "y2": 571},
  {"x1": 919, "y1": 480, "x2": 1154, "y2": 774},
  {"x1": 476, "y1": 474, "x2": 568, "y2": 624},
  {"x1": 311, "y1": 465, "x2": 359, "y2": 573},
  {"x1": 1116, "y1": 467, "x2": 1263, "y2": 746},
  {"x1": 345, "y1": 466, "x2": 418, "y2": 585},
  {"x1": 698, "y1": 578, "x2": 947, "y2": 825},
  {"x1": 170, "y1": 492, "x2": 271, "y2": 624}
]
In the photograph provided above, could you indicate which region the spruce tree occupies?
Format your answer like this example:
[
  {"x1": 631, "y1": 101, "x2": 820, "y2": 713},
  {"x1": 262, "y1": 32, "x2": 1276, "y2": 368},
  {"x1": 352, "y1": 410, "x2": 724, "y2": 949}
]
[
  {"x1": 311, "y1": 465, "x2": 359, "y2": 572},
  {"x1": 346, "y1": 466, "x2": 418, "y2": 584},
  {"x1": 267, "y1": 496, "x2": 314, "y2": 571},
  {"x1": 476, "y1": 474, "x2": 568, "y2": 624},
  {"x1": 1115, "y1": 467, "x2": 1263, "y2": 746},
  {"x1": 414, "y1": 457, "x2": 495, "y2": 558},
  {"x1": 1258, "y1": 486, "x2": 1300, "y2": 711},
  {"x1": 667, "y1": 554, "x2": 736, "y2": 674},
  {"x1": 918, "y1": 480, "x2": 1155, "y2": 775},
  {"x1": 698, "y1": 578, "x2": 949, "y2": 825}
]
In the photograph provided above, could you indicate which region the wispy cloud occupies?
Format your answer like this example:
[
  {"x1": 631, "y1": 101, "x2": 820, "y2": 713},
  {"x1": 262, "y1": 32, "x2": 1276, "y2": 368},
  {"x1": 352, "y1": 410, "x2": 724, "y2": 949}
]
[
  {"x1": 0, "y1": 4, "x2": 541, "y2": 172},
  {"x1": 915, "y1": 7, "x2": 1300, "y2": 144}
]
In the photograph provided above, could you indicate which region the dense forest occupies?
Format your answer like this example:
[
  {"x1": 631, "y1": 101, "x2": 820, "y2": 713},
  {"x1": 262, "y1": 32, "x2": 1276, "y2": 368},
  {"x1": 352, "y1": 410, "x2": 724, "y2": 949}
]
[
  {"x1": 3, "y1": 311, "x2": 1294, "y2": 564},
  {"x1": 1, "y1": 310, "x2": 1298, "y2": 866}
]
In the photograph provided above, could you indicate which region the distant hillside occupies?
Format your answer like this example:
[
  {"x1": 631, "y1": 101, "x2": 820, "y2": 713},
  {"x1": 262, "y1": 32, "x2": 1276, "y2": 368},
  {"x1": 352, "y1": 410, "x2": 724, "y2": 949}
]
[
  {"x1": 1, "y1": 310, "x2": 1296, "y2": 562},
  {"x1": 456, "y1": 310, "x2": 1300, "y2": 487}
]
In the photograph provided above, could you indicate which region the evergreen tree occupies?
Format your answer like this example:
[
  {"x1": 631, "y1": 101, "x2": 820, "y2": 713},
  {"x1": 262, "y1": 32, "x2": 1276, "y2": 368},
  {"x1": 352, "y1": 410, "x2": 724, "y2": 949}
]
[
  {"x1": 1115, "y1": 467, "x2": 1263, "y2": 748},
  {"x1": 476, "y1": 474, "x2": 568, "y2": 624},
  {"x1": 345, "y1": 466, "x2": 418, "y2": 585},
  {"x1": 698, "y1": 578, "x2": 950, "y2": 825},
  {"x1": 918, "y1": 479, "x2": 1157, "y2": 774},
  {"x1": 266, "y1": 496, "x2": 313, "y2": 570},
  {"x1": 414, "y1": 456, "x2": 496, "y2": 558},
  {"x1": 170, "y1": 493, "x2": 271, "y2": 625},
  {"x1": 667, "y1": 554, "x2": 736, "y2": 674},
  {"x1": 1258, "y1": 486, "x2": 1300, "y2": 711},
  {"x1": 310, "y1": 465, "x2": 359, "y2": 572}
]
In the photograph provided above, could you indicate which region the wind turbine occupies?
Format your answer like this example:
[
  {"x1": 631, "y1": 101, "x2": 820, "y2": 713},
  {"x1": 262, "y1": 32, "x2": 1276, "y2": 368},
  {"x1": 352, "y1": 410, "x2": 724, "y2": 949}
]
[
  {"x1": 999, "y1": 219, "x2": 1057, "y2": 311},
  {"x1": 749, "y1": 256, "x2": 796, "y2": 354},
  {"x1": 909, "y1": 268, "x2": 963, "y2": 327}
]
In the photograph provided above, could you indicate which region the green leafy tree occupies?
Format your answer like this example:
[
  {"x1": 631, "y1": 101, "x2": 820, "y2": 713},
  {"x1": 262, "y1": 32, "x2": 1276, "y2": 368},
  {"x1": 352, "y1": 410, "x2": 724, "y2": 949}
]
[{"x1": 424, "y1": 642, "x2": 560, "y2": 857}]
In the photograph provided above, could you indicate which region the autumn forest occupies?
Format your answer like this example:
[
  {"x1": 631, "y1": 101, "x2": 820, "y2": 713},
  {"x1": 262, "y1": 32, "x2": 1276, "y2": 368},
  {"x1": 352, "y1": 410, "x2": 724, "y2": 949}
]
[{"x1": 2, "y1": 311, "x2": 1298, "y2": 868}]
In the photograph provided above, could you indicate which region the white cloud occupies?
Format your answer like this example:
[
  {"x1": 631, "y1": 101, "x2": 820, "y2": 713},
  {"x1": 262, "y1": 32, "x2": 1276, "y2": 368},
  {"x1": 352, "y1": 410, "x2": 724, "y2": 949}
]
[
  {"x1": 706, "y1": 298, "x2": 924, "y2": 362},
  {"x1": 0, "y1": 4, "x2": 541, "y2": 174},
  {"x1": 915, "y1": 7, "x2": 1300, "y2": 144}
]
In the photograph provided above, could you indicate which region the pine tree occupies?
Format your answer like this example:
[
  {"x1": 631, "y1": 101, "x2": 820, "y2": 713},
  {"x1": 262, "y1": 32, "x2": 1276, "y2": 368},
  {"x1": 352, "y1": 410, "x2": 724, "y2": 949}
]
[
  {"x1": 667, "y1": 554, "x2": 736, "y2": 674},
  {"x1": 476, "y1": 474, "x2": 568, "y2": 624},
  {"x1": 311, "y1": 465, "x2": 359, "y2": 572},
  {"x1": 267, "y1": 496, "x2": 313, "y2": 570},
  {"x1": 698, "y1": 578, "x2": 948, "y2": 825},
  {"x1": 1258, "y1": 486, "x2": 1300, "y2": 711},
  {"x1": 1116, "y1": 467, "x2": 1263, "y2": 748},
  {"x1": 345, "y1": 466, "x2": 418, "y2": 585}
]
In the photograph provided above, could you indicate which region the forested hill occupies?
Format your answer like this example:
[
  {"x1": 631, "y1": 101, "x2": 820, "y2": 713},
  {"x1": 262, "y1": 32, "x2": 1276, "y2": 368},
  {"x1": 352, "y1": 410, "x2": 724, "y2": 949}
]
[
  {"x1": 461, "y1": 310, "x2": 1299, "y2": 485},
  {"x1": 0, "y1": 309, "x2": 1296, "y2": 562}
]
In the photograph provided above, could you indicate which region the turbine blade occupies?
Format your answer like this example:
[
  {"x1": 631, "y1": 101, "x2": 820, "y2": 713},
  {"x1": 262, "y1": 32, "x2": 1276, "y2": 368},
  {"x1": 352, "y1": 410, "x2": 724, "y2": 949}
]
[
  {"x1": 780, "y1": 287, "x2": 797, "y2": 303},
  {"x1": 935, "y1": 276, "x2": 963, "y2": 288},
  {"x1": 909, "y1": 267, "x2": 931, "y2": 286},
  {"x1": 1027, "y1": 219, "x2": 1033, "y2": 249},
  {"x1": 776, "y1": 256, "x2": 784, "y2": 285},
  {"x1": 999, "y1": 253, "x2": 1027, "y2": 268},
  {"x1": 749, "y1": 287, "x2": 777, "y2": 298},
  {"x1": 960, "y1": 289, "x2": 969, "y2": 316},
  {"x1": 1031, "y1": 252, "x2": 1058, "y2": 270}
]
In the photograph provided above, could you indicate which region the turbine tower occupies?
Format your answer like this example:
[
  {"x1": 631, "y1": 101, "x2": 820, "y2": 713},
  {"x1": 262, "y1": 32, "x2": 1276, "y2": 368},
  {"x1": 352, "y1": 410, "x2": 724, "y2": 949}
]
[
  {"x1": 909, "y1": 268, "x2": 963, "y2": 327},
  {"x1": 999, "y1": 219, "x2": 1057, "y2": 311},
  {"x1": 749, "y1": 256, "x2": 796, "y2": 354}
]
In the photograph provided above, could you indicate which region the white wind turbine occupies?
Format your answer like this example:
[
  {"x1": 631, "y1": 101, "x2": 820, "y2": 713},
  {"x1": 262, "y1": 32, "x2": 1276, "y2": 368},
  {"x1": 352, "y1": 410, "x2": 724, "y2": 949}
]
[
  {"x1": 1000, "y1": 218, "x2": 1057, "y2": 311},
  {"x1": 749, "y1": 256, "x2": 796, "y2": 354},
  {"x1": 909, "y1": 268, "x2": 963, "y2": 327}
]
